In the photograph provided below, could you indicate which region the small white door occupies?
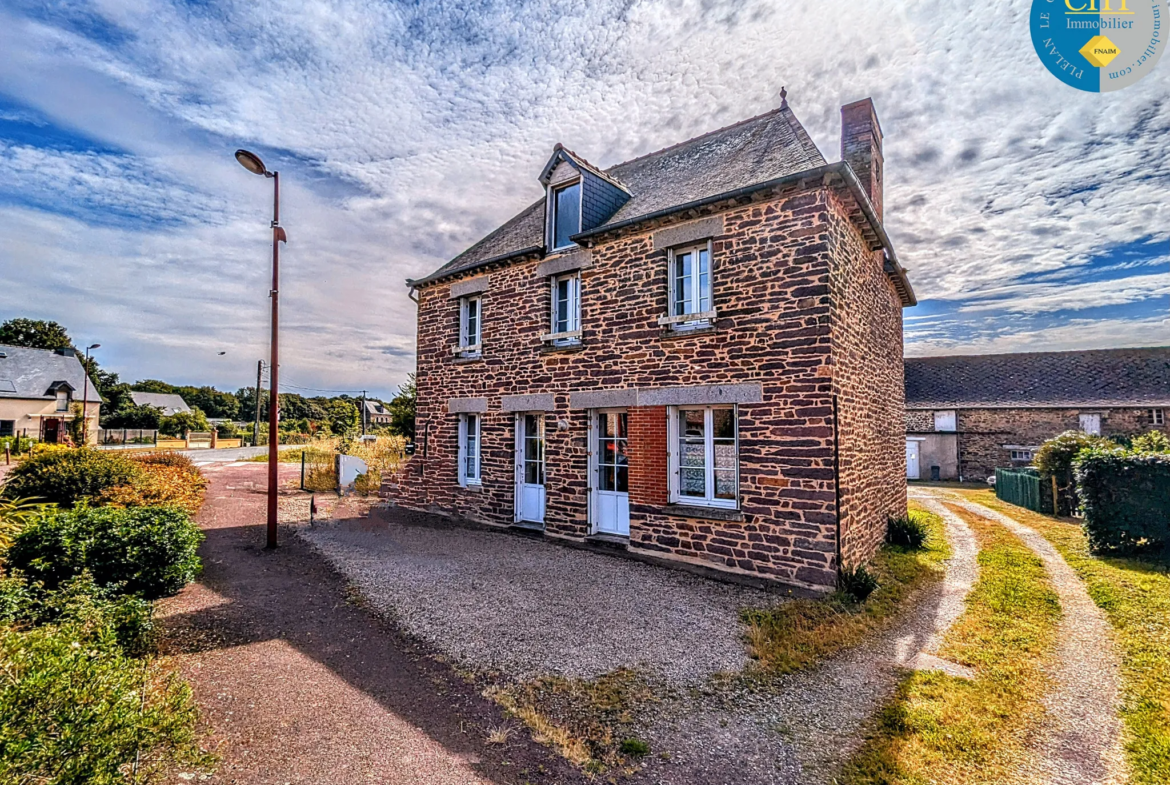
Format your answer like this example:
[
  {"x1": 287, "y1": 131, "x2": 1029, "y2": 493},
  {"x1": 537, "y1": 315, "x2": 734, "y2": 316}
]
[
  {"x1": 906, "y1": 439, "x2": 921, "y2": 480},
  {"x1": 1079, "y1": 413, "x2": 1101, "y2": 435},
  {"x1": 591, "y1": 411, "x2": 630, "y2": 536},
  {"x1": 515, "y1": 413, "x2": 546, "y2": 525}
]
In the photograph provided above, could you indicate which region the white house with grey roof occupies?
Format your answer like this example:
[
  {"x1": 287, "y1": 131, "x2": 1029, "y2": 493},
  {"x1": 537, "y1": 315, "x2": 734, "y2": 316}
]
[{"x1": 0, "y1": 344, "x2": 102, "y2": 445}]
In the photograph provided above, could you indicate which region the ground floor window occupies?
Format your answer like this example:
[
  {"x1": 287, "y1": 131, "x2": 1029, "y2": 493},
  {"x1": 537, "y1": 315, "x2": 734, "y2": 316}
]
[
  {"x1": 668, "y1": 406, "x2": 737, "y2": 508},
  {"x1": 0, "y1": 420, "x2": 13, "y2": 438},
  {"x1": 457, "y1": 413, "x2": 481, "y2": 486},
  {"x1": 1009, "y1": 449, "x2": 1034, "y2": 462},
  {"x1": 1149, "y1": 409, "x2": 1165, "y2": 426}
]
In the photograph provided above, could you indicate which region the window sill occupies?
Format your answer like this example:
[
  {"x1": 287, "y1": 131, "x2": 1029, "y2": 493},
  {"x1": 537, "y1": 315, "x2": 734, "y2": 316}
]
[
  {"x1": 457, "y1": 482, "x2": 483, "y2": 492},
  {"x1": 661, "y1": 503, "x2": 743, "y2": 522},
  {"x1": 660, "y1": 324, "x2": 719, "y2": 341},
  {"x1": 540, "y1": 330, "x2": 582, "y2": 344},
  {"x1": 540, "y1": 341, "x2": 585, "y2": 355},
  {"x1": 451, "y1": 343, "x2": 481, "y2": 356},
  {"x1": 658, "y1": 311, "x2": 717, "y2": 327}
]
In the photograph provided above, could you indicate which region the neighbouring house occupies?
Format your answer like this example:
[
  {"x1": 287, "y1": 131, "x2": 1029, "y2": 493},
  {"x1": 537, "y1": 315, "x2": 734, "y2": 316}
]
[
  {"x1": 129, "y1": 392, "x2": 191, "y2": 417},
  {"x1": 386, "y1": 94, "x2": 915, "y2": 594},
  {"x1": 0, "y1": 344, "x2": 102, "y2": 445},
  {"x1": 364, "y1": 400, "x2": 393, "y2": 427},
  {"x1": 905, "y1": 347, "x2": 1170, "y2": 482}
]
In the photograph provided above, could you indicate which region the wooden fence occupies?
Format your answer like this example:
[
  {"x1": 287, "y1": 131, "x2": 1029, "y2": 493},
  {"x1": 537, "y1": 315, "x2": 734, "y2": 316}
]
[{"x1": 995, "y1": 467, "x2": 1043, "y2": 513}]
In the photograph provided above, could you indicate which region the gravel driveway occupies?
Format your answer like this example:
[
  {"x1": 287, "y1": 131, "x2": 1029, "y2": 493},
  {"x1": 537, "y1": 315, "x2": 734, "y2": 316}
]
[{"x1": 297, "y1": 509, "x2": 784, "y2": 685}]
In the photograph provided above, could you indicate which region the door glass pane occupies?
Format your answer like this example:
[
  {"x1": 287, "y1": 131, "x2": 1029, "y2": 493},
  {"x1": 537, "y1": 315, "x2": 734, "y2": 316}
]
[
  {"x1": 615, "y1": 412, "x2": 627, "y2": 439},
  {"x1": 554, "y1": 183, "x2": 581, "y2": 248},
  {"x1": 524, "y1": 415, "x2": 544, "y2": 485},
  {"x1": 712, "y1": 408, "x2": 734, "y2": 439},
  {"x1": 616, "y1": 462, "x2": 628, "y2": 493},
  {"x1": 681, "y1": 468, "x2": 705, "y2": 497},
  {"x1": 714, "y1": 470, "x2": 736, "y2": 500},
  {"x1": 465, "y1": 415, "x2": 478, "y2": 480},
  {"x1": 679, "y1": 409, "x2": 707, "y2": 498}
]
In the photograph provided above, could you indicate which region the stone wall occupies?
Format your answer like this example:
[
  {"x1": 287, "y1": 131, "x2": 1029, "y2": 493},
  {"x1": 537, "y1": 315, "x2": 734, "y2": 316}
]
[{"x1": 390, "y1": 182, "x2": 903, "y2": 592}]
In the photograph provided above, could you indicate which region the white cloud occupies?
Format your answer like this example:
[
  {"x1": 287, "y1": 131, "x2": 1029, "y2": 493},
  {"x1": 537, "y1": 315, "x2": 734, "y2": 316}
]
[{"x1": 0, "y1": 0, "x2": 1167, "y2": 396}]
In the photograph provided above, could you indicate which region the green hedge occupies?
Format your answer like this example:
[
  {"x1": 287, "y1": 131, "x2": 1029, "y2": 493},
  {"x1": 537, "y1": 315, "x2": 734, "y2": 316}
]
[
  {"x1": 7, "y1": 506, "x2": 203, "y2": 600},
  {"x1": 1075, "y1": 448, "x2": 1170, "y2": 554},
  {"x1": 1, "y1": 449, "x2": 138, "y2": 507}
]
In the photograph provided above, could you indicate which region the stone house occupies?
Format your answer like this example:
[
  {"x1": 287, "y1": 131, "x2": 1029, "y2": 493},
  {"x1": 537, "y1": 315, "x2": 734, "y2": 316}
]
[
  {"x1": 364, "y1": 400, "x2": 393, "y2": 427},
  {"x1": 905, "y1": 347, "x2": 1170, "y2": 482},
  {"x1": 0, "y1": 344, "x2": 102, "y2": 445},
  {"x1": 389, "y1": 95, "x2": 916, "y2": 593}
]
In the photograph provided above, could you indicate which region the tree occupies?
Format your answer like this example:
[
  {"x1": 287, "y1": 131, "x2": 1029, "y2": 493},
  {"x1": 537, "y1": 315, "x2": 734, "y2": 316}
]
[
  {"x1": 102, "y1": 403, "x2": 162, "y2": 430},
  {"x1": 180, "y1": 386, "x2": 239, "y2": 420},
  {"x1": 387, "y1": 374, "x2": 416, "y2": 440},
  {"x1": 326, "y1": 399, "x2": 360, "y2": 436},
  {"x1": 0, "y1": 318, "x2": 73, "y2": 352},
  {"x1": 159, "y1": 408, "x2": 211, "y2": 437},
  {"x1": 132, "y1": 380, "x2": 178, "y2": 394}
]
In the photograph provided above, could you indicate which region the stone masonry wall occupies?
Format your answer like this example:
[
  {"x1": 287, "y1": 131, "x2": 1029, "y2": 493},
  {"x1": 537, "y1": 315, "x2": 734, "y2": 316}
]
[
  {"x1": 827, "y1": 190, "x2": 907, "y2": 568},
  {"x1": 391, "y1": 183, "x2": 899, "y2": 592}
]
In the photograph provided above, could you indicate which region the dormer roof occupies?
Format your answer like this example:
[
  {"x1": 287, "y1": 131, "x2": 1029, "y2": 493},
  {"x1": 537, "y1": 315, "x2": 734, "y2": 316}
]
[{"x1": 539, "y1": 145, "x2": 632, "y2": 194}]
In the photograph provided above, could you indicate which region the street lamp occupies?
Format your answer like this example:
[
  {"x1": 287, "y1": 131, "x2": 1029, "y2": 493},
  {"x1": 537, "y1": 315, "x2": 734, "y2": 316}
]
[
  {"x1": 81, "y1": 343, "x2": 100, "y2": 445},
  {"x1": 236, "y1": 148, "x2": 288, "y2": 549}
]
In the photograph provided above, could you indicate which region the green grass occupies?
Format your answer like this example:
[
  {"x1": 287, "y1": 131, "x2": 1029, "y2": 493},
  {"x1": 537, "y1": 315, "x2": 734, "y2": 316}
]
[
  {"x1": 741, "y1": 505, "x2": 951, "y2": 675},
  {"x1": 840, "y1": 503, "x2": 1062, "y2": 784},
  {"x1": 244, "y1": 448, "x2": 309, "y2": 463},
  {"x1": 958, "y1": 489, "x2": 1170, "y2": 784}
]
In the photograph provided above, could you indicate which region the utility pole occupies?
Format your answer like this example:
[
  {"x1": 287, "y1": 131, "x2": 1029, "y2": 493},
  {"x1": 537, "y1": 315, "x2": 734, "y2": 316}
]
[{"x1": 253, "y1": 359, "x2": 264, "y2": 447}]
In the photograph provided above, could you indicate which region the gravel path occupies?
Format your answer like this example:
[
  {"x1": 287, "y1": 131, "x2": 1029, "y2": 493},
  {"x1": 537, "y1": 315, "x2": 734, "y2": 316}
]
[
  {"x1": 932, "y1": 491, "x2": 1129, "y2": 785},
  {"x1": 635, "y1": 495, "x2": 980, "y2": 785},
  {"x1": 159, "y1": 464, "x2": 588, "y2": 785},
  {"x1": 297, "y1": 508, "x2": 783, "y2": 685}
]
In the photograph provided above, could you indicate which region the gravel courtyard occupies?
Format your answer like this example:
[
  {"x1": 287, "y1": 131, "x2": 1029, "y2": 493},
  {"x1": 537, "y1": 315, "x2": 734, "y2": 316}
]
[{"x1": 297, "y1": 508, "x2": 784, "y2": 685}]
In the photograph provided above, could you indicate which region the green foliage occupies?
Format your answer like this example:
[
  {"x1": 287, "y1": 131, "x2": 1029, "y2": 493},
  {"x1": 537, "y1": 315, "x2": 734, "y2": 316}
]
[
  {"x1": 7, "y1": 506, "x2": 203, "y2": 600},
  {"x1": 0, "y1": 497, "x2": 50, "y2": 554},
  {"x1": 1034, "y1": 430, "x2": 1117, "y2": 515},
  {"x1": 101, "y1": 396, "x2": 163, "y2": 430},
  {"x1": 388, "y1": 374, "x2": 417, "y2": 439},
  {"x1": 1, "y1": 448, "x2": 138, "y2": 507},
  {"x1": 886, "y1": 512, "x2": 929, "y2": 549},
  {"x1": 214, "y1": 420, "x2": 239, "y2": 438},
  {"x1": 67, "y1": 402, "x2": 87, "y2": 445},
  {"x1": 619, "y1": 738, "x2": 650, "y2": 757},
  {"x1": 128, "y1": 451, "x2": 195, "y2": 470},
  {"x1": 158, "y1": 408, "x2": 211, "y2": 437},
  {"x1": 839, "y1": 564, "x2": 880, "y2": 602},
  {"x1": 1131, "y1": 430, "x2": 1170, "y2": 454},
  {"x1": 1075, "y1": 448, "x2": 1170, "y2": 555},
  {"x1": 326, "y1": 399, "x2": 360, "y2": 436},
  {"x1": 0, "y1": 434, "x2": 36, "y2": 455},
  {"x1": 0, "y1": 318, "x2": 73, "y2": 352}
]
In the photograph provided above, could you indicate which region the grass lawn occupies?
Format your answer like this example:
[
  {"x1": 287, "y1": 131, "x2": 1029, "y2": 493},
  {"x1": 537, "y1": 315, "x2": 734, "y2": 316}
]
[
  {"x1": 841, "y1": 502, "x2": 1061, "y2": 785},
  {"x1": 740, "y1": 504, "x2": 951, "y2": 675},
  {"x1": 957, "y1": 489, "x2": 1170, "y2": 784}
]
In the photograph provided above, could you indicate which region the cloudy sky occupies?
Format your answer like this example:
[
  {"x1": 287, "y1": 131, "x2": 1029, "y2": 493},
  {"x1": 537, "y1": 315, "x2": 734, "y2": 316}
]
[{"x1": 0, "y1": 0, "x2": 1167, "y2": 399}]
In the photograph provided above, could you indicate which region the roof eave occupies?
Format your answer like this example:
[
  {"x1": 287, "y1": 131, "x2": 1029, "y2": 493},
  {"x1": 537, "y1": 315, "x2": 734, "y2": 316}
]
[{"x1": 407, "y1": 245, "x2": 544, "y2": 290}]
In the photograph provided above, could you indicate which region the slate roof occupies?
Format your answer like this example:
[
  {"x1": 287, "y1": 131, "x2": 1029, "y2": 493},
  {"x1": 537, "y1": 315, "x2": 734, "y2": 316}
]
[
  {"x1": 364, "y1": 400, "x2": 389, "y2": 416},
  {"x1": 905, "y1": 347, "x2": 1170, "y2": 408},
  {"x1": 129, "y1": 392, "x2": 191, "y2": 416},
  {"x1": 412, "y1": 103, "x2": 827, "y2": 287},
  {"x1": 0, "y1": 345, "x2": 102, "y2": 402}
]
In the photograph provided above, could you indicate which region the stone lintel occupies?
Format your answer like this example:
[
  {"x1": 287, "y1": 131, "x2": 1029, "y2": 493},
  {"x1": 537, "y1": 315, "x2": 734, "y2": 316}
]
[
  {"x1": 448, "y1": 276, "x2": 490, "y2": 299},
  {"x1": 652, "y1": 216, "x2": 725, "y2": 251},
  {"x1": 501, "y1": 393, "x2": 556, "y2": 412},
  {"x1": 569, "y1": 382, "x2": 762, "y2": 410},
  {"x1": 536, "y1": 250, "x2": 592, "y2": 278},
  {"x1": 447, "y1": 397, "x2": 488, "y2": 414}
]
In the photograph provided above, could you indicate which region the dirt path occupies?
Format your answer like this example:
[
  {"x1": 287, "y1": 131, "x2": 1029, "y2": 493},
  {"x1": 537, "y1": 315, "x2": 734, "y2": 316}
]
[
  {"x1": 916, "y1": 488, "x2": 1129, "y2": 785},
  {"x1": 157, "y1": 463, "x2": 587, "y2": 785}
]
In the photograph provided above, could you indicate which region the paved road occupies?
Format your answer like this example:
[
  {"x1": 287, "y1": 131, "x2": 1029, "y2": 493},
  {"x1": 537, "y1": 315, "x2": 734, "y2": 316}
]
[{"x1": 158, "y1": 462, "x2": 585, "y2": 785}]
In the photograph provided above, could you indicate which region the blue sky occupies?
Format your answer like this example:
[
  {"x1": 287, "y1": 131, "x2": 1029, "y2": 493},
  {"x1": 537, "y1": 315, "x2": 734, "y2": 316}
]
[{"x1": 0, "y1": 0, "x2": 1167, "y2": 398}]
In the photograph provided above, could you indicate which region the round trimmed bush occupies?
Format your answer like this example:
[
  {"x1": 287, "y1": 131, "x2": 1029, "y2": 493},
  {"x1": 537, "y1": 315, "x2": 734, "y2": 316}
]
[
  {"x1": 1, "y1": 448, "x2": 138, "y2": 507},
  {"x1": 7, "y1": 505, "x2": 203, "y2": 600}
]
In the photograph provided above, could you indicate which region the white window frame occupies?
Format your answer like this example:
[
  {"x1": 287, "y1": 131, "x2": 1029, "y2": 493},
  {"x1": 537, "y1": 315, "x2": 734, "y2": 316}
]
[
  {"x1": 661, "y1": 241, "x2": 715, "y2": 330},
  {"x1": 55, "y1": 390, "x2": 69, "y2": 412},
  {"x1": 1010, "y1": 449, "x2": 1034, "y2": 462},
  {"x1": 667, "y1": 405, "x2": 738, "y2": 509},
  {"x1": 548, "y1": 180, "x2": 582, "y2": 252},
  {"x1": 457, "y1": 295, "x2": 481, "y2": 355},
  {"x1": 457, "y1": 413, "x2": 481, "y2": 486},
  {"x1": 1079, "y1": 412, "x2": 1102, "y2": 435},
  {"x1": 933, "y1": 410, "x2": 957, "y2": 432},
  {"x1": 544, "y1": 272, "x2": 581, "y2": 344},
  {"x1": 1150, "y1": 409, "x2": 1165, "y2": 426}
]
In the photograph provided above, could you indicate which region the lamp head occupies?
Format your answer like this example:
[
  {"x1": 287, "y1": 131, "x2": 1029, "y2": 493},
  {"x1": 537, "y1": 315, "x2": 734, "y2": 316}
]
[
  {"x1": 87, "y1": 344, "x2": 101, "y2": 350},
  {"x1": 235, "y1": 149, "x2": 268, "y2": 176}
]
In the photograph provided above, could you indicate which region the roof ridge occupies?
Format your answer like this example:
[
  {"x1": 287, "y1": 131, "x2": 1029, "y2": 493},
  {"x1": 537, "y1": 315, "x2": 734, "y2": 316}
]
[
  {"x1": 604, "y1": 103, "x2": 792, "y2": 173},
  {"x1": 907, "y1": 346, "x2": 1170, "y2": 362}
]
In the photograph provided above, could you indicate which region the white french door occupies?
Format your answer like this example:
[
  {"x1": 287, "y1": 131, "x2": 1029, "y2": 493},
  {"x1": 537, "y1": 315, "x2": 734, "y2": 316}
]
[
  {"x1": 906, "y1": 439, "x2": 921, "y2": 480},
  {"x1": 590, "y1": 410, "x2": 630, "y2": 536},
  {"x1": 515, "y1": 413, "x2": 546, "y2": 525}
]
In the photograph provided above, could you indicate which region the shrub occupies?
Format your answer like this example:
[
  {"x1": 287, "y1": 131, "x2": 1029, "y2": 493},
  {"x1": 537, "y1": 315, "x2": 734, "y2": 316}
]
[
  {"x1": 129, "y1": 451, "x2": 195, "y2": 469},
  {"x1": 1, "y1": 448, "x2": 138, "y2": 507},
  {"x1": 886, "y1": 512, "x2": 929, "y2": 549},
  {"x1": 1131, "y1": 430, "x2": 1170, "y2": 454},
  {"x1": 7, "y1": 506, "x2": 203, "y2": 600},
  {"x1": 838, "y1": 564, "x2": 879, "y2": 602},
  {"x1": 97, "y1": 463, "x2": 208, "y2": 515},
  {"x1": 1075, "y1": 448, "x2": 1170, "y2": 555},
  {"x1": 0, "y1": 616, "x2": 206, "y2": 782},
  {"x1": 1034, "y1": 430, "x2": 1117, "y2": 515},
  {"x1": 0, "y1": 497, "x2": 48, "y2": 555},
  {"x1": 159, "y1": 408, "x2": 210, "y2": 437},
  {"x1": 619, "y1": 738, "x2": 650, "y2": 757}
]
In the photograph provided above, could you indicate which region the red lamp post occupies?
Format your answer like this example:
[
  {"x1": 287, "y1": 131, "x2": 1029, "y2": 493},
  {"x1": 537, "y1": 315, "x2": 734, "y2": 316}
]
[
  {"x1": 235, "y1": 149, "x2": 287, "y2": 548},
  {"x1": 81, "y1": 343, "x2": 100, "y2": 445}
]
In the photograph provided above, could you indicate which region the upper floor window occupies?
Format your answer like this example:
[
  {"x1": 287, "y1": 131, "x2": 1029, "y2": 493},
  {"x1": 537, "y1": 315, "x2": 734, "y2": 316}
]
[
  {"x1": 458, "y1": 295, "x2": 481, "y2": 354},
  {"x1": 551, "y1": 181, "x2": 581, "y2": 250},
  {"x1": 665, "y1": 242, "x2": 713, "y2": 329},
  {"x1": 1149, "y1": 409, "x2": 1165, "y2": 426},
  {"x1": 933, "y1": 410, "x2": 956, "y2": 432},
  {"x1": 550, "y1": 273, "x2": 581, "y2": 342},
  {"x1": 56, "y1": 390, "x2": 69, "y2": 412},
  {"x1": 668, "y1": 406, "x2": 738, "y2": 509},
  {"x1": 457, "y1": 413, "x2": 481, "y2": 486}
]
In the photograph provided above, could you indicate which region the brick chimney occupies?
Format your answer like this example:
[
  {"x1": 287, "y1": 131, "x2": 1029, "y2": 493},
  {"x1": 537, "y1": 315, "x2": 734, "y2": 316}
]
[{"x1": 841, "y1": 98, "x2": 883, "y2": 221}]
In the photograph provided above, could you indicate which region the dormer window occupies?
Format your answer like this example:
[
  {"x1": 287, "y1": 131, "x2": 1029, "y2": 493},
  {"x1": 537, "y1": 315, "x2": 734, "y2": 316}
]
[
  {"x1": 550, "y1": 181, "x2": 581, "y2": 251},
  {"x1": 56, "y1": 390, "x2": 69, "y2": 412}
]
